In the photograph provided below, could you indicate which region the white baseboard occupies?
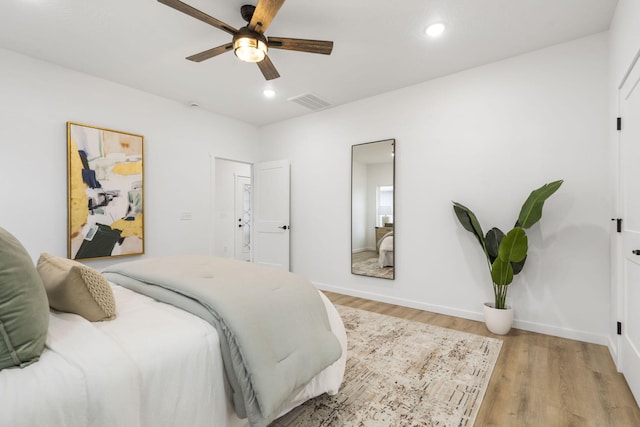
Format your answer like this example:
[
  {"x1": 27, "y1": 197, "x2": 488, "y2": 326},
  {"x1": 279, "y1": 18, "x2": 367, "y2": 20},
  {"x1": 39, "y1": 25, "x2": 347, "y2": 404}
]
[
  {"x1": 608, "y1": 336, "x2": 620, "y2": 371},
  {"x1": 314, "y1": 281, "x2": 484, "y2": 321},
  {"x1": 314, "y1": 281, "x2": 609, "y2": 346},
  {"x1": 511, "y1": 318, "x2": 608, "y2": 346},
  {"x1": 351, "y1": 247, "x2": 378, "y2": 254}
]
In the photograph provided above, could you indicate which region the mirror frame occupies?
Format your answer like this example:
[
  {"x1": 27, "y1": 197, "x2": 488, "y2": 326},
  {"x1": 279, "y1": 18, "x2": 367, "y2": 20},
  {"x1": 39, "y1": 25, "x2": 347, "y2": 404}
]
[{"x1": 350, "y1": 138, "x2": 395, "y2": 280}]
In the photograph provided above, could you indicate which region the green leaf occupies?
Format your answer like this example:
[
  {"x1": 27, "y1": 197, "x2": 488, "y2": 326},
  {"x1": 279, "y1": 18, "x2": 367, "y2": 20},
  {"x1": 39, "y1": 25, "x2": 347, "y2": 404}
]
[
  {"x1": 498, "y1": 227, "x2": 528, "y2": 263},
  {"x1": 485, "y1": 228, "x2": 505, "y2": 263},
  {"x1": 511, "y1": 255, "x2": 527, "y2": 275},
  {"x1": 517, "y1": 180, "x2": 563, "y2": 229},
  {"x1": 453, "y1": 202, "x2": 485, "y2": 251},
  {"x1": 491, "y1": 257, "x2": 514, "y2": 286}
]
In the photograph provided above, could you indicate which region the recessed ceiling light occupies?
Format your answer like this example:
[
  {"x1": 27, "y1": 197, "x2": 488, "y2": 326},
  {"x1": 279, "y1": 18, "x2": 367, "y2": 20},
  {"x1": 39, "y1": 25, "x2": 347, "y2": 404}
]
[
  {"x1": 263, "y1": 88, "x2": 276, "y2": 98},
  {"x1": 425, "y1": 22, "x2": 446, "y2": 38}
]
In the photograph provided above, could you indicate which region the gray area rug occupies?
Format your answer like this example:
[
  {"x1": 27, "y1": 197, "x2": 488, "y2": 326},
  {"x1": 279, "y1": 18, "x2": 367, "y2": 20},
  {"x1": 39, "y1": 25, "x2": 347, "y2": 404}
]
[
  {"x1": 351, "y1": 252, "x2": 394, "y2": 279},
  {"x1": 271, "y1": 305, "x2": 502, "y2": 427}
]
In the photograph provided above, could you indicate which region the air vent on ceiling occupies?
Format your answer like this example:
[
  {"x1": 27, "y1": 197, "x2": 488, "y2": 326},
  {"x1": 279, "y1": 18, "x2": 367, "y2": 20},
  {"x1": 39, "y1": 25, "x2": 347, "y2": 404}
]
[{"x1": 288, "y1": 93, "x2": 332, "y2": 111}]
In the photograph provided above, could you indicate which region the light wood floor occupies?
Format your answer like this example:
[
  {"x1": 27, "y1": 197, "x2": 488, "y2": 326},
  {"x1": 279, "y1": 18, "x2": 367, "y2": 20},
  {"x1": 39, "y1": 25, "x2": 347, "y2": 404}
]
[{"x1": 323, "y1": 291, "x2": 640, "y2": 427}]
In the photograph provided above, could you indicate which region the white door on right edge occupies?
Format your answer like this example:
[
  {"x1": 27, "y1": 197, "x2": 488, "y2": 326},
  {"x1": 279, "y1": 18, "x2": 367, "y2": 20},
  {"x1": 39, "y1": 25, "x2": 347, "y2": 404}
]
[{"x1": 619, "y1": 48, "x2": 640, "y2": 406}]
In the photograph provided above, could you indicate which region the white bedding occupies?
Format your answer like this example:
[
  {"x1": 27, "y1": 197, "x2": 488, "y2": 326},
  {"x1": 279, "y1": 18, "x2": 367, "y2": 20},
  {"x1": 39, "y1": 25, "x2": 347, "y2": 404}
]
[
  {"x1": 0, "y1": 284, "x2": 347, "y2": 427},
  {"x1": 379, "y1": 235, "x2": 394, "y2": 267}
]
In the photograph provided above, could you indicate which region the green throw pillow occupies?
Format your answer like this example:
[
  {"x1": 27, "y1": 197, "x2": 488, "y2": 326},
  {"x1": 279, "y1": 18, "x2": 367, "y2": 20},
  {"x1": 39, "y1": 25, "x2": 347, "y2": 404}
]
[{"x1": 0, "y1": 227, "x2": 49, "y2": 371}]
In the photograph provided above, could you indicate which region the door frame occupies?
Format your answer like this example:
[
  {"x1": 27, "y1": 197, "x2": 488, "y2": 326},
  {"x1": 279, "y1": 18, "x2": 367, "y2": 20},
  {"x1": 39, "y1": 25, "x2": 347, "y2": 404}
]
[
  {"x1": 210, "y1": 156, "x2": 290, "y2": 269},
  {"x1": 210, "y1": 156, "x2": 253, "y2": 260}
]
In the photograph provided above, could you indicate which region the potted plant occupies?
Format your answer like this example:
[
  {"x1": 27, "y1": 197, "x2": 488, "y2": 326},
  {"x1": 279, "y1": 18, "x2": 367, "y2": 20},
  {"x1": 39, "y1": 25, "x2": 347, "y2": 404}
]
[{"x1": 452, "y1": 180, "x2": 563, "y2": 334}]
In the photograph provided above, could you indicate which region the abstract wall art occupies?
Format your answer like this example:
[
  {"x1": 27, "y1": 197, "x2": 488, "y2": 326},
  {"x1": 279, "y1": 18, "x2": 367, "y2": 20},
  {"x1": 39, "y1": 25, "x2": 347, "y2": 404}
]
[{"x1": 67, "y1": 122, "x2": 144, "y2": 259}]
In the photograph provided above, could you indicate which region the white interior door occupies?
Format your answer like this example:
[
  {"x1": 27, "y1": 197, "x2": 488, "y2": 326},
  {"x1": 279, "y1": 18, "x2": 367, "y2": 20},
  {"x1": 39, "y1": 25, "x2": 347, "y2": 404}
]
[
  {"x1": 252, "y1": 160, "x2": 290, "y2": 270},
  {"x1": 618, "y1": 48, "x2": 640, "y2": 406},
  {"x1": 234, "y1": 175, "x2": 251, "y2": 262},
  {"x1": 212, "y1": 158, "x2": 251, "y2": 259}
]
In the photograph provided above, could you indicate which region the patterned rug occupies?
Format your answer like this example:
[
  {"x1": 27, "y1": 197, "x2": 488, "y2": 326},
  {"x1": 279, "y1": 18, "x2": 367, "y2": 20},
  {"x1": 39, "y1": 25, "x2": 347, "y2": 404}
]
[
  {"x1": 271, "y1": 305, "x2": 502, "y2": 427},
  {"x1": 351, "y1": 252, "x2": 394, "y2": 279}
]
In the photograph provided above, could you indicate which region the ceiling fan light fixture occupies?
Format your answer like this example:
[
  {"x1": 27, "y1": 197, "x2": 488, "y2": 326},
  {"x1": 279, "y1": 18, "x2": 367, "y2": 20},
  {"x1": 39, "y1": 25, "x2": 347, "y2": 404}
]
[
  {"x1": 159, "y1": 1, "x2": 334, "y2": 81},
  {"x1": 233, "y1": 29, "x2": 268, "y2": 63}
]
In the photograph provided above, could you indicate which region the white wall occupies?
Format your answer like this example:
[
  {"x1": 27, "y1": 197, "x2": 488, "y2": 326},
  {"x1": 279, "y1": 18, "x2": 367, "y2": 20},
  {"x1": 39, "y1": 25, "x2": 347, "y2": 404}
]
[
  {"x1": 0, "y1": 31, "x2": 614, "y2": 345},
  {"x1": 608, "y1": 0, "x2": 640, "y2": 359},
  {"x1": 0, "y1": 48, "x2": 259, "y2": 271},
  {"x1": 260, "y1": 33, "x2": 611, "y2": 344}
]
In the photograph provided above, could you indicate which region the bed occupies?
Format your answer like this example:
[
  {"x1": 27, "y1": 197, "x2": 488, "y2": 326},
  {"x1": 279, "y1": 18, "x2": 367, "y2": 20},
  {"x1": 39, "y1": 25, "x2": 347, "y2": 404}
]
[
  {"x1": 377, "y1": 231, "x2": 394, "y2": 267},
  {"x1": 0, "y1": 227, "x2": 347, "y2": 427}
]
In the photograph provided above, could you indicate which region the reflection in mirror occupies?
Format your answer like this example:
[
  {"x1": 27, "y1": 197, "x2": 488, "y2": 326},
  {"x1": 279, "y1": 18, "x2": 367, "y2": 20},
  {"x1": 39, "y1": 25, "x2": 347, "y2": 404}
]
[{"x1": 351, "y1": 139, "x2": 395, "y2": 279}]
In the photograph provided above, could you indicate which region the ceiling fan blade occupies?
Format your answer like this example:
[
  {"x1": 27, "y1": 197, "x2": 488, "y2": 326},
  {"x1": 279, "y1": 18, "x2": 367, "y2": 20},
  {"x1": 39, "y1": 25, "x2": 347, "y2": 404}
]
[
  {"x1": 186, "y1": 43, "x2": 234, "y2": 62},
  {"x1": 268, "y1": 37, "x2": 333, "y2": 55},
  {"x1": 249, "y1": 0, "x2": 286, "y2": 33},
  {"x1": 158, "y1": 0, "x2": 237, "y2": 36},
  {"x1": 257, "y1": 55, "x2": 280, "y2": 80}
]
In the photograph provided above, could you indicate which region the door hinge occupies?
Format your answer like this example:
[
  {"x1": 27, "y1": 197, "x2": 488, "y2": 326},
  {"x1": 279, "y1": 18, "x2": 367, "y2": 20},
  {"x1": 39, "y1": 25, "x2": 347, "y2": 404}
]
[
  {"x1": 617, "y1": 117, "x2": 622, "y2": 131},
  {"x1": 617, "y1": 321, "x2": 622, "y2": 335},
  {"x1": 612, "y1": 218, "x2": 622, "y2": 232}
]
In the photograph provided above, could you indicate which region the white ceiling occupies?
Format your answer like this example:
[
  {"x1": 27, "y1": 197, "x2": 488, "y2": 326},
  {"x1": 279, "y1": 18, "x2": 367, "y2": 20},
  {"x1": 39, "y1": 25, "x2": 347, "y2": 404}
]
[{"x1": 0, "y1": 0, "x2": 617, "y2": 127}]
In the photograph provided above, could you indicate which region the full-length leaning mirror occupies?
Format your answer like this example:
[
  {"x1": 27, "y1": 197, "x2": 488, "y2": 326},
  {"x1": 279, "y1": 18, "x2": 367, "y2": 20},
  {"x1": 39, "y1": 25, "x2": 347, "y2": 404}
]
[{"x1": 351, "y1": 139, "x2": 395, "y2": 280}]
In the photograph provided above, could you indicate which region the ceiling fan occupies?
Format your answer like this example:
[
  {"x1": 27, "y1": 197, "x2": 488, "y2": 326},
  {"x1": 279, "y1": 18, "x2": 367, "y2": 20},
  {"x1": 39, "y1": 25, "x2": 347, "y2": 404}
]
[{"x1": 158, "y1": 0, "x2": 334, "y2": 80}]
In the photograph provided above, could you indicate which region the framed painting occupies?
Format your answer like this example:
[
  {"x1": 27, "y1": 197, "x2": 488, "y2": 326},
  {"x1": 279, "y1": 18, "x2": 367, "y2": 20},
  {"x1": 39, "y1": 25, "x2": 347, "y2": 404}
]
[{"x1": 67, "y1": 122, "x2": 144, "y2": 260}]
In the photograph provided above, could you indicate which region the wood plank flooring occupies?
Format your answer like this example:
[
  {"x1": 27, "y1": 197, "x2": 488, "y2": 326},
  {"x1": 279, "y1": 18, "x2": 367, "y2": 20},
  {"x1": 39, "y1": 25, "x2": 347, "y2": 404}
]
[{"x1": 323, "y1": 291, "x2": 640, "y2": 427}]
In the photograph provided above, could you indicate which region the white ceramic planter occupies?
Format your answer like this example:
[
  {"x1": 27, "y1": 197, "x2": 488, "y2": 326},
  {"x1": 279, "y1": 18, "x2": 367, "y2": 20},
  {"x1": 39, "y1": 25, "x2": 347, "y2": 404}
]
[{"x1": 483, "y1": 303, "x2": 514, "y2": 335}]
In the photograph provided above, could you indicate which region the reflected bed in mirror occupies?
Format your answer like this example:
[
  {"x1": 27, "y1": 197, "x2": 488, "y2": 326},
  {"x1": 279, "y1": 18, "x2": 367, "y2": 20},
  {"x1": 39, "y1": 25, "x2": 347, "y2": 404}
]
[{"x1": 351, "y1": 139, "x2": 395, "y2": 280}]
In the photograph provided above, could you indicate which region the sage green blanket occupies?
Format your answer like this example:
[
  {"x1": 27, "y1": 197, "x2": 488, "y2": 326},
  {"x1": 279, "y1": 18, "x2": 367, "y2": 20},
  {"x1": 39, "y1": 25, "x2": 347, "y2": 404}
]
[{"x1": 103, "y1": 256, "x2": 342, "y2": 427}]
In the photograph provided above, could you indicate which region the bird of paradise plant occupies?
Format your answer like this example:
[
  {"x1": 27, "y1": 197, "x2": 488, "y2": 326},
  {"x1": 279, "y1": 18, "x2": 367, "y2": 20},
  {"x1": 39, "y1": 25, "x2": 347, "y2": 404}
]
[{"x1": 453, "y1": 180, "x2": 563, "y2": 309}]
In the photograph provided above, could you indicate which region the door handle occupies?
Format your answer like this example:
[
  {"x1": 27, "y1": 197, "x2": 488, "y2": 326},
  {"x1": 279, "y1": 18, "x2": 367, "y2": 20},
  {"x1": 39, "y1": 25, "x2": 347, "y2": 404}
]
[
  {"x1": 633, "y1": 250, "x2": 640, "y2": 255},
  {"x1": 279, "y1": 225, "x2": 289, "y2": 230}
]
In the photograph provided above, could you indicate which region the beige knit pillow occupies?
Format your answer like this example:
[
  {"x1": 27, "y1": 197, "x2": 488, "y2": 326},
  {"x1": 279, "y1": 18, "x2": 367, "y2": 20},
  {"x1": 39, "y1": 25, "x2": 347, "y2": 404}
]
[{"x1": 36, "y1": 253, "x2": 116, "y2": 321}]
